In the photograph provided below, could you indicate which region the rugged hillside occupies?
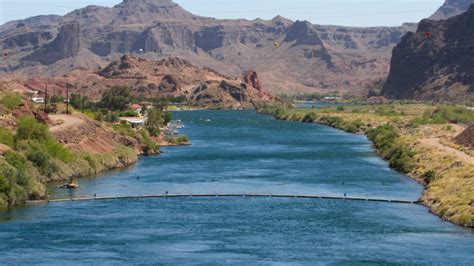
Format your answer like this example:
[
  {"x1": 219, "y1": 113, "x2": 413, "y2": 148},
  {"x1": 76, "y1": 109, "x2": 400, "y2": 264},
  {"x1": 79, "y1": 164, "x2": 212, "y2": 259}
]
[
  {"x1": 382, "y1": 5, "x2": 474, "y2": 100},
  {"x1": 0, "y1": 55, "x2": 277, "y2": 109},
  {"x1": 429, "y1": 0, "x2": 474, "y2": 20},
  {"x1": 0, "y1": 0, "x2": 418, "y2": 95}
]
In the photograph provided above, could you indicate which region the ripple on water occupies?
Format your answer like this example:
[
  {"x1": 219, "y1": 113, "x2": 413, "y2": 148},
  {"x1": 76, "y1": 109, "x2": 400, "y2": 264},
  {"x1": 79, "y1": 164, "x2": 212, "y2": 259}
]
[{"x1": 0, "y1": 110, "x2": 472, "y2": 264}]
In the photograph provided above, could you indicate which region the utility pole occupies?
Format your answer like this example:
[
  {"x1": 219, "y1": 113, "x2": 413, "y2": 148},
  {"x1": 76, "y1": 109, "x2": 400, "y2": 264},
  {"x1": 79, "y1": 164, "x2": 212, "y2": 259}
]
[
  {"x1": 66, "y1": 83, "x2": 70, "y2": 115},
  {"x1": 44, "y1": 84, "x2": 48, "y2": 112},
  {"x1": 81, "y1": 86, "x2": 85, "y2": 113}
]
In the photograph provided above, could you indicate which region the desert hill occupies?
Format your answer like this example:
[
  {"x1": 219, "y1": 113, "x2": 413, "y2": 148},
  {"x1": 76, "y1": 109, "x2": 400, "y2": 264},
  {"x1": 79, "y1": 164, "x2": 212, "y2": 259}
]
[{"x1": 0, "y1": 55, "x2": 277, "y2": 109}]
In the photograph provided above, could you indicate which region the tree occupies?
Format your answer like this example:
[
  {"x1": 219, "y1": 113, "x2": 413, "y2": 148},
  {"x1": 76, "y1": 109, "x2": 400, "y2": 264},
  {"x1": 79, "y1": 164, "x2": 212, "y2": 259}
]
[
  {"x1": 145, "y1": 107, "x2": 165, "y2": 137},
  {"x1": 50, "y1": 95, "x2": 64, "y2": 104},
  {"x1": 99, "y1": 86, "x2": 133, "y2": 111},
  {"x1": 153, "y1": 97, "x2": 170, "y2": 111},
  {"x1": 14, "y1": 117, "x2": 49, "y2": 142}
]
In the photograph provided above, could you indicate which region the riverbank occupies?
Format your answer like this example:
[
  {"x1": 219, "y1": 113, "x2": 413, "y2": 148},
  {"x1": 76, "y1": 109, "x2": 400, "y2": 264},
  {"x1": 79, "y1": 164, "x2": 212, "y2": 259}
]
[
  {"x1": 258, "y1": 104, "x2": 474, "y2": 227},
  {"x1": 0, "y1": 97, "x2": 188, "y2": 207}
]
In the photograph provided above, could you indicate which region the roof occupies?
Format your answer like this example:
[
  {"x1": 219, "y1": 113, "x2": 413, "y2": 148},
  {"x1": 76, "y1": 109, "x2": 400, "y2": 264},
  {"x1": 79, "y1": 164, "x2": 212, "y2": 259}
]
[
  {"x1": 130, "y1": 104, "x2": 142, "y2": 110},
  {"x1": 120, "y1": 117, "x2": 145, "y2": 124}
]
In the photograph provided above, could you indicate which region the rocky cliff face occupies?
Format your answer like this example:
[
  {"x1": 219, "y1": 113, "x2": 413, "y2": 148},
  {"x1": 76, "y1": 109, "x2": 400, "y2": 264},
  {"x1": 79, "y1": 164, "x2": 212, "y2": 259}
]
[
  {"x1": 429, "y1": 0, "x2": 474, "y2": 20},
  {"x1": 0, "y1": 0, "x2": 422, "y2": 95},
  {"x1": 22, "y1": 22, "x2": 81, "y2": 65},
  {"x1": 382, "y1": 5, "x2": 474, "y2": 100}
]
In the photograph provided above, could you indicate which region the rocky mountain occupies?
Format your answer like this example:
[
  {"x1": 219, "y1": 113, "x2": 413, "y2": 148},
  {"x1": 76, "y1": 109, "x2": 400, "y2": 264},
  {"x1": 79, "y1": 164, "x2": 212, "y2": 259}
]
[
  {"x1": 382, "y1": 5, "x2": 474, "y2": 100},
  {"x1": 0, "y1": 55, "x2": 277, "y2": 109},
  {"x1": 429, "y1": 0, "x2": 474, "y2": 20},
  {"x1": 0, "y1": 0, "x2": 419, "y2": 95}
]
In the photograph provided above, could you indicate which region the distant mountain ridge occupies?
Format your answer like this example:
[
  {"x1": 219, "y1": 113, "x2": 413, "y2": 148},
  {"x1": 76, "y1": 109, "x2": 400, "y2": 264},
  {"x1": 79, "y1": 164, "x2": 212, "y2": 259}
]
[
  {"x1": 429, "y1": 0, "x2": 474, "y2": 20},
  {"x1": 0, "y1": 0, "x2": 415, "y2": 95},
  {"x1": 0, "y1": 0, "x2": 472, "y2": 95}
]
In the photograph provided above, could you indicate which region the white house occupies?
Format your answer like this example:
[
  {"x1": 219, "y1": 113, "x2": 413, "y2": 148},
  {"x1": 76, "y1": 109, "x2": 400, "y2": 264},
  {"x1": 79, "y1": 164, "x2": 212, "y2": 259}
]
[
  {"x1": 120, "y1": 117, "x2": 145, "y2": 129},
  {"x1": 31, "y1": 97, "x2": 45, "y2": 104}
]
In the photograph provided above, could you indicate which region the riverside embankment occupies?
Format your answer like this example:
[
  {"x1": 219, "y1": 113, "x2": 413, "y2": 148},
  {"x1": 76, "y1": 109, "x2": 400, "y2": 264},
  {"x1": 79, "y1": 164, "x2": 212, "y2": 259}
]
[{"x1": 258, "y1": 104, "x2": 474, "y2": 227}]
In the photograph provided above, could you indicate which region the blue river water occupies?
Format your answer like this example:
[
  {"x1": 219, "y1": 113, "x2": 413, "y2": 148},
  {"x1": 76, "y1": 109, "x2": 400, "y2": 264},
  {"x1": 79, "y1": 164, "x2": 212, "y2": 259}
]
[{"x1": 0, "y1": 110, "x2": 473, "y2": 264}]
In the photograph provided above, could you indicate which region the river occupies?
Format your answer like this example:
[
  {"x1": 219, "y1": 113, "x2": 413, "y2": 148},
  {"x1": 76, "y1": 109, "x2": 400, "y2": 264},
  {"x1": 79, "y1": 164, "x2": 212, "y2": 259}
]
[{"x1": 1, "y1": 110, "x2": 473, "y2": 264}]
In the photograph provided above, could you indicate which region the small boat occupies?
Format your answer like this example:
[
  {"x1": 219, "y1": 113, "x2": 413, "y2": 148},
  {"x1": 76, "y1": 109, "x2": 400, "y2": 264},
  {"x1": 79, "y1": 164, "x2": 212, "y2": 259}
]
[
  {"x1": 58, "y1": 181, "x2": 79, "y2": 189},
  {"x1": 205, "y1": 119, "x2": 211, "y2": 122},
  {"x1": 66, "y1": 182, "x2": 79, "y2": 189}
]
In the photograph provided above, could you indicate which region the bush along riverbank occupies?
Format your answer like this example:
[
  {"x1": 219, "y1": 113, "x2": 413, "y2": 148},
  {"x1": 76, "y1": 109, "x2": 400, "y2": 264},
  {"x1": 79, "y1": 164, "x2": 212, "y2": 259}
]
[
  {"x1": 258, "y1": 104, "x2": 474, "y2": 227},
  {"x1": 0, "y1": 115, "x2": 139, "y2": 207},
  {"x1": 0, "y1": 89, "x2": 187, "y2": 208}
]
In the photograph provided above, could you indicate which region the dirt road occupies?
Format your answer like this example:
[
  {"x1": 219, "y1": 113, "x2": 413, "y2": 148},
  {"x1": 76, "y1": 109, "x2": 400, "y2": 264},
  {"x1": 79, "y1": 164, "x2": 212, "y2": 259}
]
[
  {"x1": 420, "y1": 137, "x2": 474, "y2": 165},
  {"x1": 49, "y1": 114, "x2": 86, "y2": 133}
]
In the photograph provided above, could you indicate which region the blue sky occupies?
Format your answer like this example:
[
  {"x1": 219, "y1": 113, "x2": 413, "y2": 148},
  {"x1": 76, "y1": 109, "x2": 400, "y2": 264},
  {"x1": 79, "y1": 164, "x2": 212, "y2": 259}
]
[{"x1": 0, "y1": 0, "x2": 444, "y2": 26}]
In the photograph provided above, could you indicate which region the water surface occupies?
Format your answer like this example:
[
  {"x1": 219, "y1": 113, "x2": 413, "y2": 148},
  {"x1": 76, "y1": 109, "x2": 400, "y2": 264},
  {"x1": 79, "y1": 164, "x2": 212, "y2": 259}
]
[{"x1": 1, "y1": 110, "x2": 472, "y2": 264}]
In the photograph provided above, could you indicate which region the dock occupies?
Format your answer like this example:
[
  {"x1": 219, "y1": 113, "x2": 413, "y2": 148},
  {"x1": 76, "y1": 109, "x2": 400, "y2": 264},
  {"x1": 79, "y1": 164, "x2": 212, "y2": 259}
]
[{"x1": 26, "y1": 194, "x2": 422, "y2": 205}]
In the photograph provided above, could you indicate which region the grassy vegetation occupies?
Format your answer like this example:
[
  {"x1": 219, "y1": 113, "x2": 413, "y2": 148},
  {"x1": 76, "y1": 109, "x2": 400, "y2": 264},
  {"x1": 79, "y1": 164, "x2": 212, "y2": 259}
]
[
  {"x1": 113, "y1": 123, "x2": 160, "y2": 155},
  {"x1": 0, "y1": 92, "x2": 23, "y2": 110},
  {"x1": 366, "y1": 125, "x2": 415, "y2": 173},
  {"x1": 165, "y1": 135, "x2": 190, "y2": 145},
  {"x1": 0, "y1": 128, "x2": 14, "y2": 146},
  {"x1": 0, "y1": 85, "x2": 188, "y2": 207},
  {"x1": 411, "y1": 105, "x2": 474, "y2": 126},
  {"x1": 0, "y1": 115, "x2": 139, "y2": 206},
  {"x1": 259, "y1": 103, "x2": 474, "y2": 227}
]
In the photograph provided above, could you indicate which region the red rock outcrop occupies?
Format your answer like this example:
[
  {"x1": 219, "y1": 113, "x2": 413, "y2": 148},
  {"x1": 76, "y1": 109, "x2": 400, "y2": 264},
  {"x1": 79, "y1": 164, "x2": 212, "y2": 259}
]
[{"x1": 243, "y1": 71, "x2": 263, "y2": 92}]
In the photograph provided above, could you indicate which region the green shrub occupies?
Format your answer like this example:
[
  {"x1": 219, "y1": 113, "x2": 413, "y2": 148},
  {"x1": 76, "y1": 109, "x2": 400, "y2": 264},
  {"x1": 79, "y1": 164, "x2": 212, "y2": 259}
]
[
  {"x1": 26, "y1": 149, "x2": 55, "y2": 176},
  {"x1": 0, "y1": 128, "x2": 14, "y2": 146},
  {"x1": 99, "y1": 86, "x2": 133, "y2": 111},
  {"x1": 302, "y1": 112, "x2": 317, "y2": 123},
  {"x1": 319, "y1": 116, "x2": 344, "y2": 128},
  {"x1": 50, "y1": 95, "x2": 64, "y2": 104},
  {"x1": 166, "y1": 135, "x2": 189, "y2": 145},
  {"x1": 113, "y1": 124, "x2": 137, "y2": 138},
  {"x1": 14, "y1": 117, "x2": 49, "y2": 142},
  {"x1": 0, "y1": 92, "x2": 23, "y2": 109},
  {"x1": 43, "y1": 138, "x2": 71, "y2": 162},
  {"x1": 104, "y1": 112, "x2": 119, "y2": 123},
  {"x1": 82, "y1": 154, "x2": 97, "y2": 171},
  {"x1": 145, "y1": 108, "x2": 167, "y2": 137},
  {"x1": 344, "y1": 120, "x2": 363, "y2": 133},
  {"x1": 375, "y1": 105, "x2": 399, "y2": 116},
  {"x1": 367, "y1": 124, "x2": 415, "y2": 173},
  {"x1": 137, "y1": 129, "x2": 159, "y2": 155},
  {"x1": 0, "y1": 160, "x2": 28, "y2": 205},
  {"x1": 412, "y1": 105, "x2": 474, "y2": 125},
  {"x1": 118, "y1": 111, "x2": 139, "y2": 117},
  {"x1": 423, "y1": 170, "x2": 437, "y2": 184}
]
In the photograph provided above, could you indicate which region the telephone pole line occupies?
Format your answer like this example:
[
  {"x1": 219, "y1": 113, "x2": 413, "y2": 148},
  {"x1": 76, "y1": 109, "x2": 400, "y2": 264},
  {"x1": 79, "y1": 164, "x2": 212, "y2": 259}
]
[
  {"x1": 44, "y1": 84, "x2": 48, "y2": 112},
  {"x1": 81, "y1": 86, "x2": 85, "y2": 113},
  {"x1": 66, "y1": 83, "x2": 70, "y2": 115}
]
